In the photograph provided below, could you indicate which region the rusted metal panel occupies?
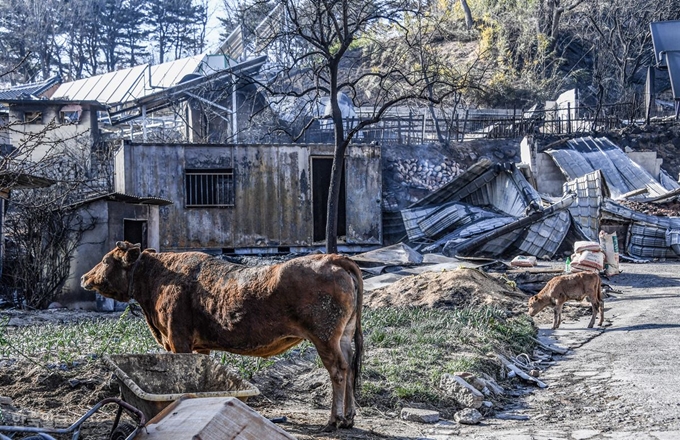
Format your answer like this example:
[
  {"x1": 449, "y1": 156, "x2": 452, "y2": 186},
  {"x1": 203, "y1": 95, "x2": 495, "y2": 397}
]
[
  {"x1": 277, "y1": 148, "x2": 313, "y2": 245},
  {"x1": 345, "y1": 145, "x2": 381, "y2": 244},
  {"x1": 233, "y1": 146, "x2": 270, "y2": 246},
  {"x1": 120, "y1": 143, "x2": 380, "y2": 251}
]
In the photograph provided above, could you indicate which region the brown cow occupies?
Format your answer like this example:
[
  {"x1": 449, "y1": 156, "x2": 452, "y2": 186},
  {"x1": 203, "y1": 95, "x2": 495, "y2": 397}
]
[
  {"x1": 81, "y1": 241, "x2": 363, "y2": 430},
  {"x1": 527, "y1": 271, "x2": 604, "y2": 330}
]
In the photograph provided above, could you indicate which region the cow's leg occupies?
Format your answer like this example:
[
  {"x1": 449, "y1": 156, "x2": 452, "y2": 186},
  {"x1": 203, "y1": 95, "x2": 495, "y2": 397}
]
[
  {"x1": 164, "y1": 299, "x2": 194, "y2": 353},
  {"x1": 339, "y1": 320, "x2": 357, "y2": 428},
  {"x1": 314, "y1": 340, "x2": 350, "y2": 431}
]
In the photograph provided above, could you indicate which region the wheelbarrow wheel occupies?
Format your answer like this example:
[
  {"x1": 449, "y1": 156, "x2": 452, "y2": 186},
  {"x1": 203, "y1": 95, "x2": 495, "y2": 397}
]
[{"x1": 110, "y1": 422, "x2": 136, "y2": 440}]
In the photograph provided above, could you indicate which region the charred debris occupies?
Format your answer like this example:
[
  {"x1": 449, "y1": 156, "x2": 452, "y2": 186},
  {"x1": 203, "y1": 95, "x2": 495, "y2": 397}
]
[{"x1": 354, "y1": 136, "x2": 680, "y2": 293}]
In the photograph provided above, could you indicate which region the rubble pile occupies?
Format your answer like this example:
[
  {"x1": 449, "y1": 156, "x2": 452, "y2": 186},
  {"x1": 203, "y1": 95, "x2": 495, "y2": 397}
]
[
  {"x1": 618, "y1": 200, "x2": 680, "y2": 217},
  {"x1": 392, "y1": 158, "x2": 463, "y2": 191},
  {"x1": 390, "y1": 136, "x2": 680, "y2": 261}
]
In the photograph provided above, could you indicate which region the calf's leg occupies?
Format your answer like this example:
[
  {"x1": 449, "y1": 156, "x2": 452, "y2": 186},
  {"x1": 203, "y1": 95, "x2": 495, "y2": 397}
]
[
  {"x1": 553, "y1": 302, "x2": 564, "y2": 329},
  {"x1": 588, "y1": 301, "x2": 598, "y2": 328},
  {"x1": 598, "y1": 301, "x2": 605, "y2": 326}
]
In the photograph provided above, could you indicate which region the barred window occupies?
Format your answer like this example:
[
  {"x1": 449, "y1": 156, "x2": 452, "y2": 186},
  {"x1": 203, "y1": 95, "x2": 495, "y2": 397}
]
[{"x1": 184, "y1": 168, "x2": 234, "y2": 207}]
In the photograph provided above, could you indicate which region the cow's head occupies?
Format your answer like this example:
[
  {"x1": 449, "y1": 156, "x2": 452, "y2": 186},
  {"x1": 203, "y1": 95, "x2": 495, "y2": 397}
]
[{"x1": 81, "y1": 241, "x2": 142, "y2": 302}]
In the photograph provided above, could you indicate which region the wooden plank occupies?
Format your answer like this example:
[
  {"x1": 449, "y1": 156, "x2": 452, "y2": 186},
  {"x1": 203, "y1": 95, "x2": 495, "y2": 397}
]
[{"x1": 136, "y1": 397, "x2": 295, "y2": 440}]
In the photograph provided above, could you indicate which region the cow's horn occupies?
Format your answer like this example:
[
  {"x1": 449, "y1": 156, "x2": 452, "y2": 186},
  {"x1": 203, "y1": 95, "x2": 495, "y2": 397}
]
[{"x1": 133, "y1": 243, "x2": 141, "y2": 248}]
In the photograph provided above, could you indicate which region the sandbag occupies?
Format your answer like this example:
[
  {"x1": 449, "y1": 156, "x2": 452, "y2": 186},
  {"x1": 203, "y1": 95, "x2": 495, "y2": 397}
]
[
  {"x1": 571, "y1": 249, "x2": 604, "y2": 271},
  {"x1": 599, "y1": 231, "x2": 620, "y2": 276},
  {"x1": 510, "y1": 255, "x2": 537, "y2": 267},
  {"x1": 573, "y1": 241, "x2": 602, "y2": 253}
]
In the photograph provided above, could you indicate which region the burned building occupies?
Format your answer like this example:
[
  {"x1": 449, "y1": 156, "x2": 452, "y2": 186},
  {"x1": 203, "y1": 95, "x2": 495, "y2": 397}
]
[{"x1": 115, "y1": 142, "x2": 382, "y2": 253}]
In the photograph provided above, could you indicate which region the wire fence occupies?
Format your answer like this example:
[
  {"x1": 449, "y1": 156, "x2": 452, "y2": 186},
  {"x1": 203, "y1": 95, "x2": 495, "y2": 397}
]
[{"x1": 300, "y1": 101, "x2": 675, "y2": 145}]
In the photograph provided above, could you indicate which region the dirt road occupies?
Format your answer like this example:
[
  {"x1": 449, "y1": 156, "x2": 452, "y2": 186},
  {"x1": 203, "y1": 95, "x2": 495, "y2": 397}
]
[{"x1": 443, "y1": 262, "x2": 680, "y2": 440}]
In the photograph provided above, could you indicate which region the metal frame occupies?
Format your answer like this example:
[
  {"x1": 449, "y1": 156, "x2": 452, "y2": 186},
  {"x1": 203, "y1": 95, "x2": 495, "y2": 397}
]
[{"x1": 0, "y1": 398, "x2": 145, "y2": 440}]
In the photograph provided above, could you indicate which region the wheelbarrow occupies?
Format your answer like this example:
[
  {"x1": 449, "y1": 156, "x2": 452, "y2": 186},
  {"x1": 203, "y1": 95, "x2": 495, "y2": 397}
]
[
  {"x1": 103, "y1": 353, "x2": 260, "y2": 422},
  {"x1": 103, "y1": 353, "x2": 289, "y2": 439},
  {"x1": 0, "y1": 397, "x2": 146, "y2": 440}
]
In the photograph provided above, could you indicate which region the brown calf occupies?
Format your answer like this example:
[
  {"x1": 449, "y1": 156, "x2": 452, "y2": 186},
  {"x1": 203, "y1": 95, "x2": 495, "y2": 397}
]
[
  {"x1": 81, "y1": 241, "x2": 363, "y2": 431},
  {"x1": 528, "y1": 271, "x2": 604, "y2": 329}
]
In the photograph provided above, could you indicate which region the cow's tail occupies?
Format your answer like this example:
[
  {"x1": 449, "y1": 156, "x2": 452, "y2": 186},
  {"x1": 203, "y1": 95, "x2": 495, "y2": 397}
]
[{"x1": 341, "y1": 257, "x2": 364, "y2": 398}]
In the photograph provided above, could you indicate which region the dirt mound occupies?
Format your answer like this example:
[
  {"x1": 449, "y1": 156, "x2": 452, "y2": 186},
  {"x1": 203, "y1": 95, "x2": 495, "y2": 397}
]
[{"x1": 364, "y1": 268, "x2": 530, "y2": 314}]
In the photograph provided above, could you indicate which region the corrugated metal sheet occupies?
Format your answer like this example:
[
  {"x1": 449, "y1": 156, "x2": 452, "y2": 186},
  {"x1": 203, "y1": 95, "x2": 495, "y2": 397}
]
[
  {"x1": 666, "y1": 51, "x2": 680, "y2": 100},
  {"x1": 449, "y1": 194, "x2": 576, "y2": 258},
  {"x1": 627, "y1": 244, "x2": 676, "y2": 258},
  {"x1": 658, "y1": 169, "x2": 680, "y2": 191},
  {"x1": 516, "y1": 211, "x2": 571, "y2": 258},
  {"x1": 547, "y1": 136, "x2": 669, "y2": 200},
  {"x1": 629, "y1": 223, "x2": 667, "y2": 238},
  {"x1": 545, "y1": 148, "x2": 595, "y2": 181},
  {"x1": 52, "y1": 55, "x2": 210, "y2": 106},
  {"x1": 401, "y1": 205, "x2": 438, "y2": 241},
  {"x1": 402, "y1": 158, "x2": 575, "y2": 258},
  {"x1": 407, "y1": 159, "x2": 498, "y2": 208},
  {"x1": 603, "y1": 203, "x2": 680, "y2": 258},
  {"x1": 602, "y1": 200, "x2": 680, "y2": 229},
  {"x1": 650, "y1": 20, "x2": 680, "y2": 67},
  {"x1": 423, "y1": 216, "x2": 515, "y2": 254},
  {"x1": 462, "y1": 166, "x2": 542, "y2": 217},
  {"x1": 563, "y1": 170, "x2": 608, "y2": 240},
  {"x1": 402, "y1": 202, "x2": 504, "y2": 242}
]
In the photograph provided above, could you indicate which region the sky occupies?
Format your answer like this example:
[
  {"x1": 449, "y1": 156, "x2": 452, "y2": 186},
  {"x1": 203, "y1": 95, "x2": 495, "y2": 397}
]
[{"x1": 205, "y1": 0, "x2": 227, "y2": 53}]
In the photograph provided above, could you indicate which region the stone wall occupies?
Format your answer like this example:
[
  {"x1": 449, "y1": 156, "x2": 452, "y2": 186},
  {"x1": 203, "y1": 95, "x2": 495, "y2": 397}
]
[{"x1": 382, "y1": 139, "x2": 521, "y2": 211}]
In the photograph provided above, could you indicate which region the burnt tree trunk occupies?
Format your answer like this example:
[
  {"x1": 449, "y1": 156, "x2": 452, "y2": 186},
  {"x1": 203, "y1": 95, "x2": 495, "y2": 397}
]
[
  {"x1": 460, "y1": 0, "x2": 473, "y2": 29},
  {"x1": 326, "y1": 63, "x2": 346, "y2": 254}
]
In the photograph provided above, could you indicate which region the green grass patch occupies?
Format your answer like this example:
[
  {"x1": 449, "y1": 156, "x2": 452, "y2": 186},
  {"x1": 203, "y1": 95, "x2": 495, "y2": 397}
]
[
  {"x1": 360, "y1": 305, "x2": 536, "y2": 408},
  {"x1": 0, "y1": 304, "x2": 536, "y2": 411}
]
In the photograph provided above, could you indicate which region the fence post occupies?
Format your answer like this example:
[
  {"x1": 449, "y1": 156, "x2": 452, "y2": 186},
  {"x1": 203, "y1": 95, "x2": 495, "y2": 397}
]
[
  {"x1": 567, "y1": 102, "x2": 571, "y2": 134},
  {"x1": 455, "y1": 113, "x2": 459, "y2": 142},
  {"x1": 397, "y1": 118, "x2": 402, "y2": 145},
  {"x1": 462, "y1": 109, "x2": 468, "y2": 142},
  {"x1": 422, "y1": 114, "x2": 426, "y2": 143}
]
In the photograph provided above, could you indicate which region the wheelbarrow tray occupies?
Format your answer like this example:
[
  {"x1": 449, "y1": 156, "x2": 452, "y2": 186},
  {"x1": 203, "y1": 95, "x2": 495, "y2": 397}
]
[{"x1": 104, "y1": 353, "x2": 260, "y2": 421}]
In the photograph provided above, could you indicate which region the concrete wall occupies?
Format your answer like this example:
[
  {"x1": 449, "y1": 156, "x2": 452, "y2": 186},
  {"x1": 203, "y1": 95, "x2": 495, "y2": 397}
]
[
  {"x1": 626, "y1": 151, "x2": 662, "y2": 178},
  {"x1": 521, "y1": 137, "x2": 664, "y2": 196},
  {"x1": 116, "y1": 142, "x2": 382, "y2": 251},
  {"x1": 521, "y1": 137, "x2": 566, "y2": 196},
  {"x1": 61, "y1": 199, "x2": 160, "y2": 310},
  {"x1": 6, "y1": 104, "x2": 95, "y2": 164}
]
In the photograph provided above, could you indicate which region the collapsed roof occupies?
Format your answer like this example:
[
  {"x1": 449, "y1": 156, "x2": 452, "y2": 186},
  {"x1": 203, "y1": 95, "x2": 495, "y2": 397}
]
[
  {"x1": 402, "y1": 136, "x2": 680, "y2": 261},
  {"x1": 49, "y1": 54, "x2": 267, "y2": 126},
  {"x1": 401, "y1": 159, "x2": 578, "y2": 259}
]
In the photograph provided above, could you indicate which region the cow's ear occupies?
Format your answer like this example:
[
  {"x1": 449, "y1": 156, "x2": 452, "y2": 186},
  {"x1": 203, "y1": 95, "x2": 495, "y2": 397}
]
[{"x1": 123, "y1": 246, "x2": 142, "y2": 266}]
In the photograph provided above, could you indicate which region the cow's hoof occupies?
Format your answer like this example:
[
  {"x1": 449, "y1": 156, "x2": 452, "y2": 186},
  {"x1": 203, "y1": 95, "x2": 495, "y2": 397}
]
[
  {"x1": 320, "y1": 422, "x2": 338, "y2": 432},
  {"x1": 339, "y1": 419, "x2": 354, "y2": 429}
]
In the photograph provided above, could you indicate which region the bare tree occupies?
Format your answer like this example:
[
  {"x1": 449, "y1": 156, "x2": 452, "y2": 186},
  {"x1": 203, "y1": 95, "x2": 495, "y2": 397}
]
[
  {"x1": 235, "y1": 0, "x2": 476, "y2": 252},
  {"x1": 460, "y1": 0, "x2": 473, "y2": 30},
  {"x1": 574, "y1": 0, "x2": 680, "y2": 105},
  {"x1": 0, "y1": 118, "x2": 106, "y2": 308}
]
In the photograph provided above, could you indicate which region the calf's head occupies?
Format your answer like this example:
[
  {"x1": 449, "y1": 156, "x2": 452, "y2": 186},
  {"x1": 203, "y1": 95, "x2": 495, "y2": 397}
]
[
  {"x1": 527, "y1": 295, "x2": 544, "y2": 317},
  {"x1": 81, "y1": 241, "x2": 142, "y2": 302}
]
